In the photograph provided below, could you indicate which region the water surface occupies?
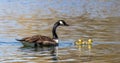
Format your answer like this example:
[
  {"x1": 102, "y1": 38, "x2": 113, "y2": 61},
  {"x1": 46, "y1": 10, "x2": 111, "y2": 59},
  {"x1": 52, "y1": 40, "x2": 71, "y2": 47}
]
[{"x1": 0, "y1": 17, "x2": 120, "y2": 63}]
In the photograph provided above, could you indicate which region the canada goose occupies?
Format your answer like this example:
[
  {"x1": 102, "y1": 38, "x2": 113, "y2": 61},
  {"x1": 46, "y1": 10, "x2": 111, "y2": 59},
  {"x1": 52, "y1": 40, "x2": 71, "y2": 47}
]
[{"x1": 16, "y1": 20, "x2": 69, "y2": 48}]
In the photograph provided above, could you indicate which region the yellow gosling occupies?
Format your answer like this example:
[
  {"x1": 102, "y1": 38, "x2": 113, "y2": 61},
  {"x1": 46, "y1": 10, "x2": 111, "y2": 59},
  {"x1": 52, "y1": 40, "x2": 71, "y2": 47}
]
[
  {"x1": 75, "y1": 39, "x2": 83, "y2": 45},
  {"x1": 86, "y1": 39, "x2": 93, "y2": 45},
  {"x1": 75, "y1": 39, "x2": 93, "y2": 45},
  {"x1": 82, "y1": 41, "x2": 86, "y2": 44}
]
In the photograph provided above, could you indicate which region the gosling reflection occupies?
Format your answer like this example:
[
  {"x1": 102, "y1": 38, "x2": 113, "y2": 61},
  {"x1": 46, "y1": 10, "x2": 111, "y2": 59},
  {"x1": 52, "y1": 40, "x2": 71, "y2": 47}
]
[
  {"x1": 76, "y1": 44, "x2": 92, "y2": 50},
  {"x1": 76, "y1": 44, "x2": 92, "y2": 56},
  {"x1": 87, "y1": 45, "x2": 92, "y2": 50}
]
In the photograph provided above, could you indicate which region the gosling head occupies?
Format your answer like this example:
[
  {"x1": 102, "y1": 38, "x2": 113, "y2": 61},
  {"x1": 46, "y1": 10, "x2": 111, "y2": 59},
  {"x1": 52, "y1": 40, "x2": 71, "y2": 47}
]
[
  {"x1": 78, "y1": 39, "x2": 83, "y2": 42},
  {"x1": 75, "y1": 39, "x2": 83, "y2": 45},
  {"x1": 88, "y1": 39, "x2": 93, "y2": 43}
]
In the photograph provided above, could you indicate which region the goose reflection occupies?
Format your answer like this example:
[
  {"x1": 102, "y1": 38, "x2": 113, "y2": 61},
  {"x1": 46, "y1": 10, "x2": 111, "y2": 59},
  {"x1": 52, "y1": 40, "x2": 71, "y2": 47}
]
[{"x1": 50, "y1": 46, "x2": 59, "y2": 61}]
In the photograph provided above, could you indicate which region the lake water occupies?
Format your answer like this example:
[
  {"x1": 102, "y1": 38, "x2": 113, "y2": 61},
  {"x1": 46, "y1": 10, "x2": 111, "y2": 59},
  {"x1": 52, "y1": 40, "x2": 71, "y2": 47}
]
[{"x1": 0, "y1": 17, "x2": 120, "y2": 63}]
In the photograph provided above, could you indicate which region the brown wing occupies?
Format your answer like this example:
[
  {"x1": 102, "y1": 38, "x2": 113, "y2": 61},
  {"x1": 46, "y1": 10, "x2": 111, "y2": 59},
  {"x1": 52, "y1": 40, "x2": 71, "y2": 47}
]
[
  {"x1": 36, "y1": 35, "x2": 55, "y2": 43},
  {"x1": 16, "y1": 35, "x2": 55, "y2": 44},
  {"x1": 16, "y1": 35, "x2": 40, "y2": 42},
  {"x1": 36, "y1": 36, "x2": 56, "y2": 45},
  {"x1": 16, "y1": 37, "x2": 31, "y2": 42}
]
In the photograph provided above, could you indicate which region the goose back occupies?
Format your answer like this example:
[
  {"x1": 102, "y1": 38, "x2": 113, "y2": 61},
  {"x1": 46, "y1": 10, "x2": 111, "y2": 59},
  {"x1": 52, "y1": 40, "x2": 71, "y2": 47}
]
[{"x1": 17, "y1": 35, "x2": 56, "y2": 45}]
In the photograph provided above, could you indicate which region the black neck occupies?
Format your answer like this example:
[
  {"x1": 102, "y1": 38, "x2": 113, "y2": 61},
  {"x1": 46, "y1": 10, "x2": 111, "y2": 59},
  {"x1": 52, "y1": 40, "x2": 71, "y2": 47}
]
[{"x1": 52, "y1": 22, "x2": 59, "y2": 39}]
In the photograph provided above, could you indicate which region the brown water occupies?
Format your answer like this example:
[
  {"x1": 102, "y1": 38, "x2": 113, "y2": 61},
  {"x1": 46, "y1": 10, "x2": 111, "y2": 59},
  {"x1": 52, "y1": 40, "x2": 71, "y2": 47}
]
[{"x1": 0, "y1": 17, "x2": 120, "y2": 63}]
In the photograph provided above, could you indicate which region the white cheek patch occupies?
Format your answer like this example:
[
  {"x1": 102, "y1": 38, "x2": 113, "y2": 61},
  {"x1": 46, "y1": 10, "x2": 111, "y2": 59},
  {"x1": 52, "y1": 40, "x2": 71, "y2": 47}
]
[{"x1": 59, "y1": 21, "x2": 63, "y2": 25}]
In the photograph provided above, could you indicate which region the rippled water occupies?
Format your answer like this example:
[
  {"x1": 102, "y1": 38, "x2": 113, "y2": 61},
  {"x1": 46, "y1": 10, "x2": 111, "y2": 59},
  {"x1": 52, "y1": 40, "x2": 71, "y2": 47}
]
[{"x1": 0, "y1": 17, "x2": 120, "y2": 63}]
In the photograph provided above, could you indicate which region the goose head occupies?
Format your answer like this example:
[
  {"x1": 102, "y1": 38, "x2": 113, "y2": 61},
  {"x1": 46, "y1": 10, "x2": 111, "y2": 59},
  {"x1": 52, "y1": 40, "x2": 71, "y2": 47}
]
[
  {"x1": 57, "y1": 20, "x2": 69, "y2": 26},
  {"x1": 52, "y1": 20, "x2": 69, "y2": 39}
]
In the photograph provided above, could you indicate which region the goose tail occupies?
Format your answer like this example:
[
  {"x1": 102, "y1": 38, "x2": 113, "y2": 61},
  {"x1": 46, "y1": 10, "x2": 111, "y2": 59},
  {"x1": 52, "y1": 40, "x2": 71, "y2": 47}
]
[{"x1": 16, "y1": 39, "x2": 24, "y2": 41}]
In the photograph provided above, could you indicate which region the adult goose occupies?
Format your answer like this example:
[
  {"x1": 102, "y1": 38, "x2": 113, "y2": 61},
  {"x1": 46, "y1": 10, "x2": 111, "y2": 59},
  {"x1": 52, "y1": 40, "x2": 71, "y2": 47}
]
[{"x1": 16, "y1": 20, "x2": 69, "y2": 48}]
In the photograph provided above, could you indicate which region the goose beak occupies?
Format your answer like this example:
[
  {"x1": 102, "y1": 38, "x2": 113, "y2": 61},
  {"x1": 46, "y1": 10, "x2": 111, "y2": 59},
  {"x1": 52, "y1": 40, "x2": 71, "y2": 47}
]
[{"x1": 64, "y1": 23, "x2": 69, "y2": 26}]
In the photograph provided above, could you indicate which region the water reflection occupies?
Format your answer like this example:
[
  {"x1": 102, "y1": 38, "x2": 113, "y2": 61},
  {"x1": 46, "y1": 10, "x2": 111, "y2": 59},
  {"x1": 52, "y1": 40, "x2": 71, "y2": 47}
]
[
  {"x1": 50, "y1": 46, "x2": 59, "y2": 61},
  {"x1": 20, "y1": 45, "x2": 59, "y2": 62},
  {"x1": 76, "y1": 44, "x2": 92, "y2": 50},
  {"x1": 0, "y1": 41, "x2": 120, "y2": 63},
  {"x1": 75, "y1": 45, "x2": 92, "y2": 57}
]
